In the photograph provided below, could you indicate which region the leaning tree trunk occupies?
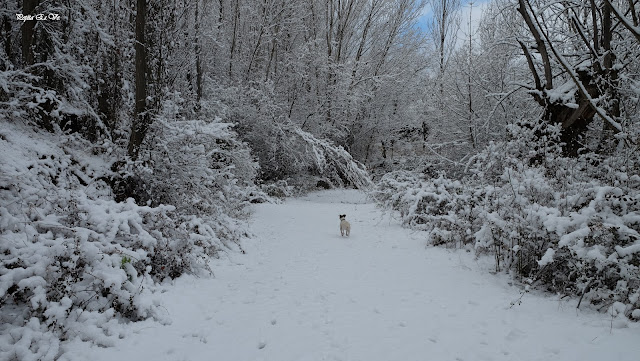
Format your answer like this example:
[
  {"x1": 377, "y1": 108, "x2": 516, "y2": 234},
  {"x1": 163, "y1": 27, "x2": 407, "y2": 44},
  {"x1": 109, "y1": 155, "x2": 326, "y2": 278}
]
[{"x1": 516, "y1": 0, "x2": 611, "y2": 157}]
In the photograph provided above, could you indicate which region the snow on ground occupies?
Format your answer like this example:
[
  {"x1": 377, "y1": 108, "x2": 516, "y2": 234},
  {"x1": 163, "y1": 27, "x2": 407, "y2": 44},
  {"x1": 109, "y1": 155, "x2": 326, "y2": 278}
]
[{"x1": 69, "y1": 190, "x2": 640, "y2": 361}]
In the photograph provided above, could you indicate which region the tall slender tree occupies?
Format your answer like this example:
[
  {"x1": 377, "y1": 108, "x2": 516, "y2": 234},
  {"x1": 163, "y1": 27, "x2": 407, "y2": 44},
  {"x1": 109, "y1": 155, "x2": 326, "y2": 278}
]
[{"x1": 128, "y1": 0, "x2": 150, "y2": 160}]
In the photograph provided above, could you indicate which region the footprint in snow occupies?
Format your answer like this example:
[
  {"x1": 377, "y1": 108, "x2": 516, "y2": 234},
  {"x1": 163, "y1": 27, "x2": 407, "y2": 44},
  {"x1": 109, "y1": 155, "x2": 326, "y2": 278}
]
[
  {"x1": 505, "y1": 328, "x2": 525, "y2": 341},
  {"x1": 182, "y1": 332, "x2": 207, "y2": 344}
]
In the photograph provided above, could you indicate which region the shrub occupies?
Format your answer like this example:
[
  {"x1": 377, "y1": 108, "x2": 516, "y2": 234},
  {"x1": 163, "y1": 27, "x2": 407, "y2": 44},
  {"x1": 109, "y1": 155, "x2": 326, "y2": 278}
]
[
  {"x1": 207, "y1": 82, "x2": 373, "y2": 190},
  {"x1": 0, "y1": 106, "x2": 256, "y2": 358},
  {"x1": 375, "y1": 120, "x2": 640, "y2": 319}
]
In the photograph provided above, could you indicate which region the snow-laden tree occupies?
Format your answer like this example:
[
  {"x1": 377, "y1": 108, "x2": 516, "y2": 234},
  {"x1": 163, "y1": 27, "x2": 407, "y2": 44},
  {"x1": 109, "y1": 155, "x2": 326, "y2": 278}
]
[
  {"x1": 190, "y1": 0, "x2": 430, "y2": 178},
  {"x1": 514, "y1": 0, "x2": 638, "y2": 156}
]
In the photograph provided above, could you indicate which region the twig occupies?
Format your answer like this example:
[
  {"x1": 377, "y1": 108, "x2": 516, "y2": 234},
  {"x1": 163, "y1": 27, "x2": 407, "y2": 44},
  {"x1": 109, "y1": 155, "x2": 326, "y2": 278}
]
[{"x1": 577, "y1": 278, "x2": 593, "y2": 309}]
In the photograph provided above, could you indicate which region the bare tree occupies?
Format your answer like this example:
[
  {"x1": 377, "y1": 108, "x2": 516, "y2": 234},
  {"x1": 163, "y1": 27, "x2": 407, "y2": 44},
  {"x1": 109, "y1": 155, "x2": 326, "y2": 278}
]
[
  {"x1": 605, "y1": 0, "x2": 640, "y2": 43},
  {"x1": 515, "y1": 0, "x2": 626, "y2": 156},
  {"x1": 428, "y1": 0, "x2": 461, "y2": 100}
]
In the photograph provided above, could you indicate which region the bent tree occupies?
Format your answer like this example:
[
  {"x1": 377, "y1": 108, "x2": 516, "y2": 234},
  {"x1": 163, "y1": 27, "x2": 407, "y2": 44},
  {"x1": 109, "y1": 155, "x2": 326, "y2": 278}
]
[{"x1": 516, "y1": 0, "x2": 631, "y2": 156}]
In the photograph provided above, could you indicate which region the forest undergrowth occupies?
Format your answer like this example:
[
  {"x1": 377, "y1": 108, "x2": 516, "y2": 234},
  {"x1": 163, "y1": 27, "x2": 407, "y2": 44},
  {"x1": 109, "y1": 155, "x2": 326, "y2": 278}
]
[{"x1": 374, "y1": 120, "x2": 640, "y2": 322}]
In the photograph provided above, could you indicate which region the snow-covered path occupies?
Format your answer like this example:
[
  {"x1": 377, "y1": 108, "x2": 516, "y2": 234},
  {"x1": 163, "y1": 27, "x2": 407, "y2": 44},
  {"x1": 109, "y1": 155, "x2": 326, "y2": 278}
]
[{"x1": 84, "y1": 190, "x2": 639, "y2": 361}]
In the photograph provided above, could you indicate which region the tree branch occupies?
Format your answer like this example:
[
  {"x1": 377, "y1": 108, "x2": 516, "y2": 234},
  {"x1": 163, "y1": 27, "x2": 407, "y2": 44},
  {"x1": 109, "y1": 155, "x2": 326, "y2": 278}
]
[
  {"x1": 605, "y1": 0, "x2": 640, "y2": 43},
  {"x1": 589, "y1": 0, "x2": 600, "y2": 52},
  {"x1": 537, "y1": 14, "x2": 623, "y2": 132},
  {"x1": 628, "y1": 0, "x2": 639, "y2": 27},
  {"x1": 517, "y1": 40, "x2": 542, "y2": 92},
  {"x1": 517, "y1": 0, "x2": 554, "y2": 89}
]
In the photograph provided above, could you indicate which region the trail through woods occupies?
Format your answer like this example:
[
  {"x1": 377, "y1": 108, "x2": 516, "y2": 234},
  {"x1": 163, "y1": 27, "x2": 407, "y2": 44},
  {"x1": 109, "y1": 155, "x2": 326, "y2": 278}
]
[{"x1": 78, "y1": 190, "x2": 639, "y2": 361}]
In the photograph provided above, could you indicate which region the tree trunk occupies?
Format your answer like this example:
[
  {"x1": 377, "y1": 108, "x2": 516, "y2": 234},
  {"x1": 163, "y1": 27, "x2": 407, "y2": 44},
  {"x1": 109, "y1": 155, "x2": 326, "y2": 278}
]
[
  {"x1": 467, "y1": 2, "x2": 475, "y2": 148},
  {"x1": 438, "y1": 3, "x2": 446, "y2": 100},
  {"x1": 2, "y1": 15, "x2": 14, "y2": 65},
  {"x1": 517, "y1": 0, "x2": 607, "y2": 157},
  {"x1": 22, "y1": 0, "x2": 40, "y2": 66},
  {"x1": 599, "y1": 1, "x2": 620, "y2": 152},
  {"x1": 195, "y1": 0, "x2": 203, "y2": 105},
  {"x1": 229, "y1": 0, "x2": 240, "y2": 77},
  {"x1": 128, "y1": 0, "x2": 149, "y2": 160},
  {"x1": 422, "y1": 121, "x2": 429, "y2": 150}
]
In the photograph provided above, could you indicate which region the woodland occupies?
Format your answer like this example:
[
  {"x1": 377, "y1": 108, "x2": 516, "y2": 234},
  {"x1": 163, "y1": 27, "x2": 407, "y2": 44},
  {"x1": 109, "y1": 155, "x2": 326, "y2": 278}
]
[{"x1": 1, "y1": 0, "x2": 639, "y2": 359}]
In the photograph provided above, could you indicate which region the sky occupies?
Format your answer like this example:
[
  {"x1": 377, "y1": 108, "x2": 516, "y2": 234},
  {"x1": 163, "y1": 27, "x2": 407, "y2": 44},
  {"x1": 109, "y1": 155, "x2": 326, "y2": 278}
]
[{"x1": 416, "y1": 0, "x2": 492, "y2": 47}]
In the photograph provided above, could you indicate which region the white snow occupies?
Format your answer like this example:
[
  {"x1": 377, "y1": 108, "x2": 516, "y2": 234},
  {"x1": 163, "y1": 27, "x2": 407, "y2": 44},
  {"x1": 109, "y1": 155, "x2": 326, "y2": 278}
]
[
  {"x1": 537, "y1": 248, "x2": 555, "y2": 266},
  {"x1": 67, "y1": 190, "x2": 639, "y2": 361}
]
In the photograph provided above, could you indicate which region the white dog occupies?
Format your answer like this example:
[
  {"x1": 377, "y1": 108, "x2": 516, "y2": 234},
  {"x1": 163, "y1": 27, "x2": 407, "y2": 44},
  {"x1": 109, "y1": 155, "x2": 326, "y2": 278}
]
[{"x1": 339, "y1": 214, "x2": 351, "y2": 237}]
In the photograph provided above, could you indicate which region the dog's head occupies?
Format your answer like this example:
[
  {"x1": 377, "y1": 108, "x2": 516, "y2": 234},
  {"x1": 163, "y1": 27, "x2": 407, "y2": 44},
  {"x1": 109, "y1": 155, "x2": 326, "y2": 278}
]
[{"x1": 339, "y1": 214, "x2": 346, "y2": 220}]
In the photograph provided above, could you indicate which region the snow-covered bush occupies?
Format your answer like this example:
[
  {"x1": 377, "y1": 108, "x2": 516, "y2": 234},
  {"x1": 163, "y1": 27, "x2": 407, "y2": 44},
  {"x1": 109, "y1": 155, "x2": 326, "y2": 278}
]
[
  {"x1": 376, "y1": 120, "x2": 640, "y2": 319},
  {"x1": 467, "y1": 122, "x2": 640, "y2": 316},
  {"x1": 290, "y1": 126, "x2": 373, "y2": 190},
  {"x1": 373, "y1": 171, "x2": 471, "y2": 246},
  {"x1": 0, "y1": 125, "x2": 150, "y2": 358},
  {"x1": 208, "y1": 82, "x2": 373, "y2": 190},
  {"x1": 139, "y1": 94, "x2": 260, "y2": 247},
  {"x1": 260, "y1": 180, "x2": 296, "y2": 199},
  {"x1": 372, "y1": 170, "x2": 423, "y2": 211},
  {"x1": 0, "y1": 113, "x2": 256, "y2": 358}
]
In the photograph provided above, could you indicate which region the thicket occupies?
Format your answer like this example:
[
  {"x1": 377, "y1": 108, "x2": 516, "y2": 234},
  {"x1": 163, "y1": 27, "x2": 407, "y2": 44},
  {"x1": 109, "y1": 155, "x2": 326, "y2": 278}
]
[
  {"x1": 374, "y1": 120, "x2": 640, "y2": 321},
  {"x1": 209, "y1": 83, "x2": 373, "y2": 191},
  {"x1": 0, "y1": 110, "x2": 261, "y2": 359}
]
